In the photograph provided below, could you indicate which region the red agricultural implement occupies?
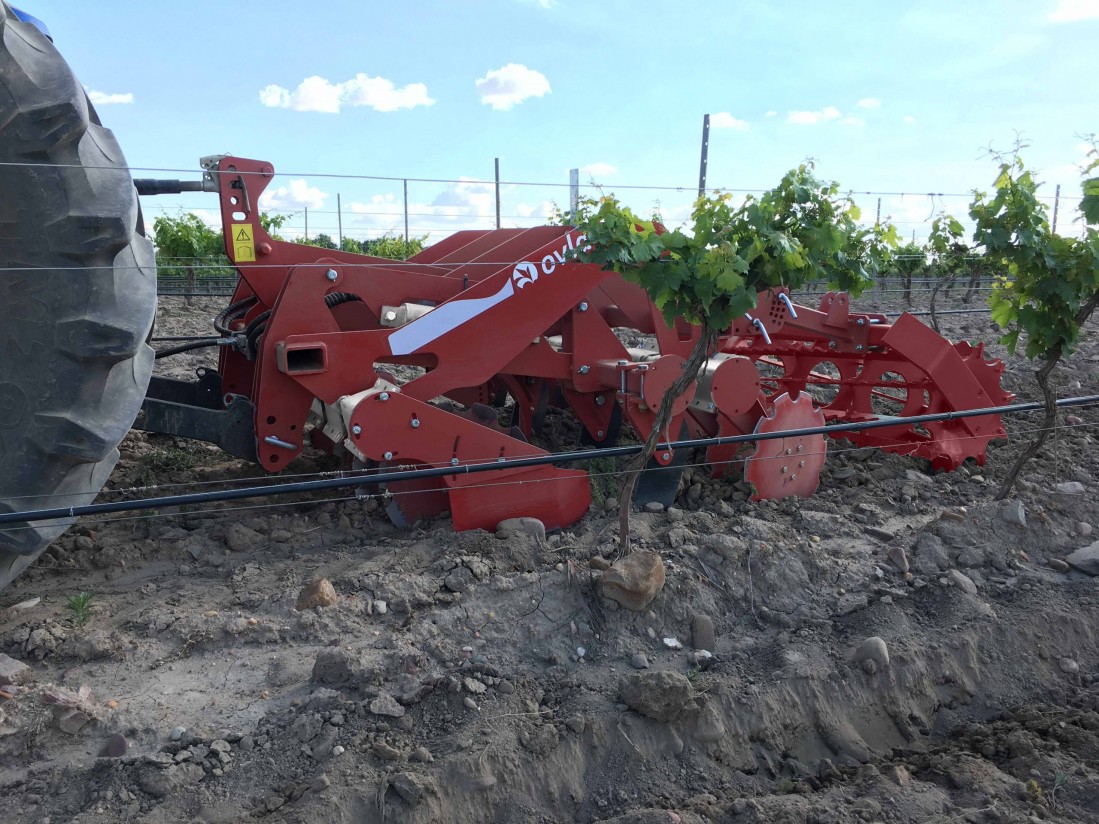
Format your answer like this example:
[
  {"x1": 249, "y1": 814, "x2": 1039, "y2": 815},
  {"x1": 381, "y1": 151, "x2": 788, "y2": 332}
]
[
  {"x1": 137, "y1": 157, "x2": 1013, "y2": 531},
  {"x1": 0, "y1": 7, "x2": 1017, "y2": 592}
]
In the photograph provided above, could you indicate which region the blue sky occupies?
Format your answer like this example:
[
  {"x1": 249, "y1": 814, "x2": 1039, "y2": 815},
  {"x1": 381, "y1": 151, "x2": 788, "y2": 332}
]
[{"x1": 25, "y1": 0, "x2": 1099, "y2": 244}]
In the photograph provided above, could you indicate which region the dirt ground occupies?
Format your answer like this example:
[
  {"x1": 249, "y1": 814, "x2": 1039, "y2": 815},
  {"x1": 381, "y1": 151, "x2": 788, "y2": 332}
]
[{"x1": 2, "y1": 289, "x2": 1099, "y2": 824}]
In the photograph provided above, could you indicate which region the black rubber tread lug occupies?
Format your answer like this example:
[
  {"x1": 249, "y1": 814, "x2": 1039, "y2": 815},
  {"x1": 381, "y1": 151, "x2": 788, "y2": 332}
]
[{"x1": 0, "y1": 5, "x2": 156, "y2": 590}]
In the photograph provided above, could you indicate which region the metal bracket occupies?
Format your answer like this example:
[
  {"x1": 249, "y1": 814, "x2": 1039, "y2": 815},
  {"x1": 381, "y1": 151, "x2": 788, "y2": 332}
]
[{"x1": 136, "y1": 376, "x2": 257, "y2": 462}]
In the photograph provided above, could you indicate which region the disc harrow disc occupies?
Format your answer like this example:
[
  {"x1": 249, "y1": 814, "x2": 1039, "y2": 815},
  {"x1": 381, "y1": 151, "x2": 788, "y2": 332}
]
[{"x1": 745, "y1": 392, "x2": 827, "y2": 501}]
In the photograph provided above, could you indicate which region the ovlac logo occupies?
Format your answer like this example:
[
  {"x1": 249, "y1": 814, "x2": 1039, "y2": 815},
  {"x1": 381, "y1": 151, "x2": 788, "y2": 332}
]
[{"x1": 512, "y1": 232, "x2": 588, "y2": 289}]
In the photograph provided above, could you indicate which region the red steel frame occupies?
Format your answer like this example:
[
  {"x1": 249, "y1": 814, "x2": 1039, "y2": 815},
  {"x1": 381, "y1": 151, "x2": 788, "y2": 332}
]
[{"x1": 212, "y1": 157, "x2": 1012, "y2": 530}]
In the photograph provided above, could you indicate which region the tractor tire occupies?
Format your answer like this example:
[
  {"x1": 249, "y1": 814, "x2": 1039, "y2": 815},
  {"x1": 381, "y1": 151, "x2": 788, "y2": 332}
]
[{"x1": 0, "y1": 5, "x2": 156, "y2": 591}]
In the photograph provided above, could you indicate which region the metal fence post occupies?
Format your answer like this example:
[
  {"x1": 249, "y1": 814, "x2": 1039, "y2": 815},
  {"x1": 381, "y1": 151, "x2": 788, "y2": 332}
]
[
  {"x1": 494, "y1": 158, "x2": 501, "y2": 229},
  {"x1": 569, "y1": 168, "x2": 579, "y2": 224},
  {"x1": 697, "y1": 114, "x2": 710, "y2": 198}
]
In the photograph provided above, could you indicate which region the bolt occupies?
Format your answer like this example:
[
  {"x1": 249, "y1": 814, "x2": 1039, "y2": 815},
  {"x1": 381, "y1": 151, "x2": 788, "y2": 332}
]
[
  {"x1": 595, "y1": 395, "x2": 606, "y2": 406},
  {"x1": 707, "y1": 402, "x2": 715, "y2": 410},
  {"x1": 829, "y1": 341, "x2": 837, "y2": 349},
  {"x1": 855, "y1": 344, "x2": 864, "y2": 352},
  {"x1": 578, "y1": 301, "x2": 589, "y2": 312},
  {"x1": 799, "y1": 460, "x2": 805, "y2": 467},
  {"x1": 797, "y1": 444, "x2": 803, "y2": 451},
  {"x1": 383, "y1": 451, "x2": 394, "y2": 460},
  {"x1": 378, "y1": 392, "x2": 390, "y2": 401},
  {"x1": 578, "y1": 365, "x2": 590, "y2": 375},
  {"x1": 451, "y1": 458, "x2": 459, "y2": 466},
  {"x1": 781, "y1": 466, "x2": 788, "y2": 474},
  {"x1": 661, "y1": 452, "x2": 670, "y2": 461},
  {"x1": 856, "y1": 318, "x2": 865, "y2": 326},
  {"x1": 785, "y1": 448, "x2": 792, "y2": 455},
  {"x1": 351, "y1": 424, "x2": 362, "y2": 435},
  {"x1": 411, "y1": 418, "x2": 420, "y2": 428},
  {"x1": 597, "y1": 430, "x2": 604, "y2": 438},
  {"x1": 326, "y1": 269, "x2": 338, "y2": 281},
  {"x1": 497, "y1": 457, "x2": 506, "y2": 463}
]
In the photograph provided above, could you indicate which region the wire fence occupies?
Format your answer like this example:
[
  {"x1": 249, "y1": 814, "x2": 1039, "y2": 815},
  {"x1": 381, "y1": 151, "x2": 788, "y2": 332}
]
[
  {"x1": 154, "y1": 267, "x2": 999, "y2": 299},
  {"x1": 0, "y1": 152, "x2": 1063, "y2": 247}
]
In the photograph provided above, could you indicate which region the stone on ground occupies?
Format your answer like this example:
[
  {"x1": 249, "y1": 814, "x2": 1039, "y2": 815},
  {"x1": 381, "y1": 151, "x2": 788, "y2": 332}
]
[
  {"x1": 0, "y1": 653, "x2": 33, "y2": 686},
  {"x1": 851, "y1": 636, "x2": 890, "y2": 670},
  {"x1": 496, "y1": 517, "x2": 546, "y2": 543},
  {"x1": 602, "y1": 551, "x2": 666, "y2": 611},
  {"x1": 1066, "y1": 541, "x2": 1099, "y2": 576},
  {"x1": 619, "y1": 670, "x2": 693, "y2": 722},
  {"x1": 296, "y1": 579, "x2": 338, "y2": 610}
]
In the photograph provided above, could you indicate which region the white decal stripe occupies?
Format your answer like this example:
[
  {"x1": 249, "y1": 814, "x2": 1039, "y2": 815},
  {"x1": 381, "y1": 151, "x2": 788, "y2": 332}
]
[{"x1": 388, "y1": 280, "x2": 515, "y2": 356}]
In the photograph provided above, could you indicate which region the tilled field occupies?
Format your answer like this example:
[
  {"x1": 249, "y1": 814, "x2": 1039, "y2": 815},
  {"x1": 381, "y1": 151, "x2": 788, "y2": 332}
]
[{"x1": 2, "y1": 291, "x2": 1099, "y2": 824}]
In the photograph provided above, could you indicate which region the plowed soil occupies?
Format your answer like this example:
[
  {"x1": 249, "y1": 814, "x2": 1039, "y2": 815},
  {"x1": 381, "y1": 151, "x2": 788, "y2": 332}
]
[{"x1": 2, "y1": 289, "x2": 1099, "y2": 824}]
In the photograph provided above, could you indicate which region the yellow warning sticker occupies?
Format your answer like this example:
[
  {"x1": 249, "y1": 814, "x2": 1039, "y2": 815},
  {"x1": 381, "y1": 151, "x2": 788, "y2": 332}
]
[{"x1": 231, "y1": 223, "x2": 255, "y2": 262}]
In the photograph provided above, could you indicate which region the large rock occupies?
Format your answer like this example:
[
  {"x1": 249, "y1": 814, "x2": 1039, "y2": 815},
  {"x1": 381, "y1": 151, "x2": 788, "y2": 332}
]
[
  {"x1": 1066, "y1": 541, "x2": 1099, "y2": 576},
  {"x1": 949, "y1": 569, "x2": 978, "y2": 595},
  {"x1": 619, "y1": 670, "x2": 693, "y2": 722},
  {"x1": 225, "y1": 522, "x2": 264, "y2": 552},
  {"x1": 296, "y1": 579, "x2": 338, "y2": 610},
  {"x1": 851, "y1": 637, "x2": 889, "y2": 670},
  {"x1": 1001, "y1": 500, "x2": 1026, "y2": 528},
  {"x1": 911, "y1": 533, "x2": 951, "y2": 575},
  {"x1": 602, "y1": 551, "x2": 666, "y2": 611},
  {"x1": 136, "y1": 762, "x2": 204, "y2": 798},
  {"x1": 0, "y1": 653, "x2": 33, "y2": 686},
  {"x1": 496, "y1": 517, "x2": 546, "y2": 543},
  {"x1": 369, "y1": 692, "x2": 406, "y2": 718}
]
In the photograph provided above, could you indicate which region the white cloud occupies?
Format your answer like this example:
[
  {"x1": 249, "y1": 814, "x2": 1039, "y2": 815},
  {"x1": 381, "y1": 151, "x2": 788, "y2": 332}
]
[
  {"x1": 258, "y1": 179, "x2": 329, "y2": 211},
  {"x1": 521, "y1": 0, "x2": 557, "y2": 6},
  {"x1": 87, "y1": 90, "x2": 133, "y2": 105},
  {"x1": 786, "y1": 105, "x2": 841, "y2": 125},
  {"x1": 903, "y1": 115, "x2": 917, "y2": 124},
  {"x1": 475, "y1": 63, "x2": 551, "y2": 110},
  {"x1": 259, "y1": 73, "x2": 434, "y2": 113},
  {"x1": 856, "y1": 97, "x2": 881, "y2": 108},
  {"x1": 765, "y1": 110, "x2": 777, "y2": 117},
  {"x1": 841, "y1": 116, "x2": 865, "y2": 126},
  {"x1": 1048, "y1": 0, "x2": 1099, "y2": 22},
  {"x1": 710, "y1": 111, "x2": 750, "y2": 131},
  {"x1": 580, "y1": 162, "x2": 617, "y2": 178}
]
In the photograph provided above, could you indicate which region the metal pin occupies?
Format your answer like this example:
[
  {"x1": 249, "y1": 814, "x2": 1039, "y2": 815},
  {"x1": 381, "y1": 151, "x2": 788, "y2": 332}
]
[
  {"x1": 777, "y1": 292, "x2": 798, "y2": 319},
  {"x1": 383, "y1": 451, "x2": 394, "y2": 460},
  {"x1": 747, "y1": 316, "x2": 772, "y2": 344},
  {"x1": 411, "y1": 418, "x2": 420, "y2": 428},
  {"x1": 351, "y1": 425, "x2": 362, "y2": 435},
  {"x1": 325, "y1": 269, "x2": 338, "y2": 281},
  {"x1": 578, "y1": 365, "x2": 590, "y2": 375},
  {"x1": 378, "y1": 392, "x2": 390, "y2": 401},
  {"x1": 661, "y1": 452, "x2": 670, "y2": 461},
  {"x1": 264, "y1": 435, "x2": 296, "y2": 449},
  {"x1": 578, "y1": 301, "x2": 589, "y2": 312},
  {"x1": 451, "y1": 458, "x2": 459, "y2": 466}
]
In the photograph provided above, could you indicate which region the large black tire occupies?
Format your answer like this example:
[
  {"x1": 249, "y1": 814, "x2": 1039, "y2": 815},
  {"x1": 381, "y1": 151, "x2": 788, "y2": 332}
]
[{"x1": 0, "y1": 5, "x2": 156, "y2": 591}]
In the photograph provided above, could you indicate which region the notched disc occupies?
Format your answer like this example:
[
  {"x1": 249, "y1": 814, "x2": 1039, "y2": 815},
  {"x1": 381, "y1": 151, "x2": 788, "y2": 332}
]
[{"x1": 745, "y1": 392, "x2": 827, "y2": 501}]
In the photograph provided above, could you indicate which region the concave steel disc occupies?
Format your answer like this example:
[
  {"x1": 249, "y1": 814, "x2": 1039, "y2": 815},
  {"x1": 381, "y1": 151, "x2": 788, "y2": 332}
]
[{"x1": 745, "y1": 392, "x2": 827, "y2": 501}]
